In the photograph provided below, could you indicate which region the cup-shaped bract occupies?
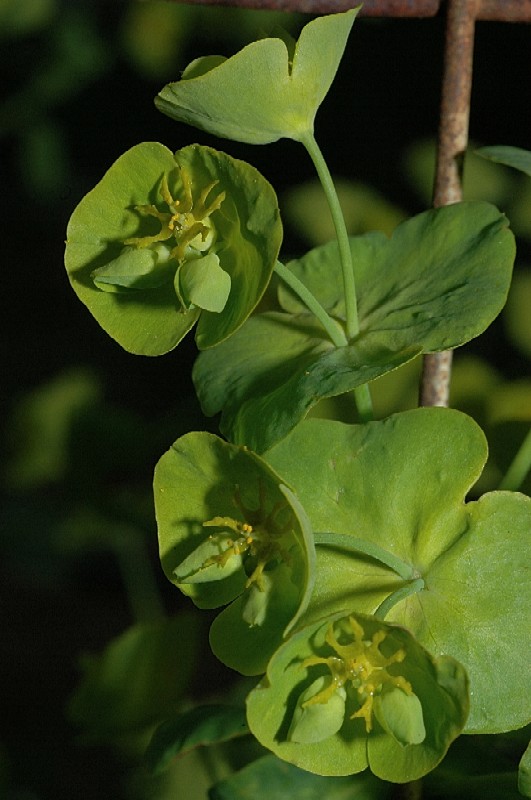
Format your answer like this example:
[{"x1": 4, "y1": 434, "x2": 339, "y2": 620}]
[
  {"x1": 246, "y1": 612, "x2": 469, "y2": 781},
  {"x1": 263, "y1": 408, "x2": 531, "y2": 735},
  {"x1": 154, "y1": 432, "x2": 315, "y2": 675},
  {"x1": 65, "y1": 142, "x2": 282, "y2": 354},
  {"x1": 155, "y1": 10, "x2": 359, "y2": 145}
]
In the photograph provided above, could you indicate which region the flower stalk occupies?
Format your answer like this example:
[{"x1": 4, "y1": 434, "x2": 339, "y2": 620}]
[{"x1": 300, "y1": 131, "x2": 373, "y2": 421}]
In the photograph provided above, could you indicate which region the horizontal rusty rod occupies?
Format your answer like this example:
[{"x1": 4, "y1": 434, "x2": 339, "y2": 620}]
[
  {"x1": 477, "y1": 0, "x2": 531, "y2": 21},
  {"x1": 356, "y1": 0, "x2": 438, "y2": 13},
  {"x1": 170, "y1": 0, "x2": 438, "y2": 13},
  {"x1": 173, "y1": 0, "x2": 531, "y2": 20},
  {"x1": 173, "y1": 0, "x2": 440, "y2": 14}
]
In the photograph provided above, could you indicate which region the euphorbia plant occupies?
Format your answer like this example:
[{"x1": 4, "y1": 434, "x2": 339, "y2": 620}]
[
  {"x1": 65, "y1": 9, "x2": 530, "y2": 795},
  {"x1": 154, "y1": 431, "x2": 315, "y2": 675},
  {"x1": 65, "y1": 143, "x2": 282, "y2": 353},
  {"x1": 247, "y1": 610, "x2": 469, "y2": 780}
]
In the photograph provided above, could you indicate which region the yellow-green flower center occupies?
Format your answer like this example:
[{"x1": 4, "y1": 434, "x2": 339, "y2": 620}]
[
  {"x1": 124, "y1": 168, "x2": 225, "y2": 262},
  {"x1": 202, "y1": 484, "x2": 294, "y2": 591},
  {"x1": 302, "y1": 616, "x2": 413, "y2": 732}
]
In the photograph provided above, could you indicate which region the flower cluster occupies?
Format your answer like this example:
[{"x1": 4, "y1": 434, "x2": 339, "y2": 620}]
[
  {"x1": 117, "y1": 168, "x2": 230, "y2": 313},
  {"x1": 201, "y1": 485, "x2": 295, "y2": 590},
  {"x1": 154, "y1": 432, "x2": 315, "y2": 674},
  {"x1": 65, "y1": 142, "x2": 282, "y2": 355},
  {"x1": 294, "y1": 615, "x2": 416, "y2": 737},
  {"x1": 247, "y1": 610, "x2": 470, "y2": 781}
]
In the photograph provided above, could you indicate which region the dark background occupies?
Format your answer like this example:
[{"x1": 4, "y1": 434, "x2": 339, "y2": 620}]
[{"x1": 1, "y1": 1, "x2": 529, "y2": 797}]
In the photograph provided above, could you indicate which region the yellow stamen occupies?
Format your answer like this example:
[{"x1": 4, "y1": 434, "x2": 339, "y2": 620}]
[
  {"x1": 301, "y1": 617, "x2": 413, "y2": 733},
  {"x1": 123, "y1": 168, "x2": 225, "y2": 262}
]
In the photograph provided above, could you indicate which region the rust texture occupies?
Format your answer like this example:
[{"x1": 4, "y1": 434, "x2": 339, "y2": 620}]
[
  {"x1": 173, "y1": 0, "x2": 441, "y2": 14},
  {"x1": 420, "y1": 0, "x2": 478, "y2": 407},
  {"x1": 175, "y1": 0, "x2": 531, "y2": 19},
  {"x1": 433, "y1": 0, "x2": 477, "y2": 208},
  {"x1": 477, "y1": 0, "x2": 531, "y2": 21},
  {"x1": 353, "y1": 0, "x2": 438, "y2": 13}
]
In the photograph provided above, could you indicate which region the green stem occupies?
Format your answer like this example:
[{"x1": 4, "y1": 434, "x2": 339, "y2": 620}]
[
  {"x1": 274, "y1": 261, "x2": 348, "y2": 347},
  {"x1": 300, "y1": 130, "x2": 373, "y2": 422},
  {"x1": 391, "y1": 778, "x2": 423, "y2": 800},
  {"x1": 300, "y1": 131, "x2": 359, "y2": 340},
  {"x1": 351, "y1": 383, "x2": 374, "y2": 423},
  {"x1": 498, "y1": 426, "x2": 531, "y2": 491},
  {"x1": 374, "y1": 578, "x2": 425, "y2": 620},
  {"x1": 313, "y1": 531, "x2": 415, "y2": 581}
]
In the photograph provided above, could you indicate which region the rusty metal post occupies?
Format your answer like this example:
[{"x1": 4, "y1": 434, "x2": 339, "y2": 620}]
[{"x1": 419, "y1": 0, "x2": 479, "y2": 407}]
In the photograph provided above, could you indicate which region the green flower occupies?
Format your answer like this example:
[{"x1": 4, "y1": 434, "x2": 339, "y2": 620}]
[
  {"x1": 65, "y1": 142, "x2": 282, "y2": 354},
  {"x1": 154, "y1": 432, "x2": 315, "y2": 675},
  {"x1": 246, "y1": 612, "x2": 469, "y2": 781},
  {"x1": 173, "y1": 483, "x2": 301, "y2": 619},
  {"x1": 290, "y1": 615, "x2": 420, "y2": 741},
  {"x1": 113, "y1": 169, "x2": 229, "y2": 313}
]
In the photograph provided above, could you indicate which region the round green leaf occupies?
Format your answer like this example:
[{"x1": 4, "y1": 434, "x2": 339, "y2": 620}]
[
  {"x1": 194, "y1": 310, "x2": 421, "y2": 453},
  {"x1": 65, "y1": 142, "x2": 282, "y2": 354},
  {"x1": 194, "y1": 201, "x2": 515, "y2": 451},
  {"x1": 264, "y1": 408, "x2": 531, "y2": 733},
  {"x1": 393, "y1": 490, "x2": 531, "y2": 734},
  {"x1": 155, "y1": 10, "x2": 359, "y2": 144},
  {"x1": 246, "y1": 611, "x2": 468, "y2": 781},
  {"x1": 279, "y1": 202, "x2": 514, "y2": 346},
  {"x1": 153, "y1": 432, "x2": 315, "y2": 675}
]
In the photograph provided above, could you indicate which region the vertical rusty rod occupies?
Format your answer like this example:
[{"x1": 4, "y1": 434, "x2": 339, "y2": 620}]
[{"x1": 419, "y1": 0, "x2": 478, "y2": 407}]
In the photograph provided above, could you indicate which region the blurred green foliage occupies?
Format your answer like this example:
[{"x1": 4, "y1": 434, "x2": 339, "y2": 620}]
[
  {"x1": 1, "y1": 2, "x2": 529, "y2": 798},
  {"x1": 0, "y1": 0, "x2": 55, "y2": 37}
]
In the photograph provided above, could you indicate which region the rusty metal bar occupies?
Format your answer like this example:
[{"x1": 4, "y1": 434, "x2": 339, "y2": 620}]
[
  {"x1": 419, "y1": 0, "x2": 478, "y2": 407},
  {"x1": 353, "y1": 0, "x2": 438, "y2": 13},
  {"x1": 477, "y1": 0, "x2": 531, "y2": 21},
  {"x1": 172, "y1": 0, "x2": 442, "y2": 14},
  {"x1": 173, "y1": 0, "x2": 531, "y2": 20}
]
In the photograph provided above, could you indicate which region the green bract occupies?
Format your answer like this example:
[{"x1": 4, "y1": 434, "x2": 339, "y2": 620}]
[
  {"x1": 194, "y1": 201, "x2": 515, "y2": 452},
  {"x1": 153, "y1": 432, "x2": 315, "y2": 675},
  {"x1": 264, "y1": 408, "x2": 531, "y2": 734},
  {"x1": 246, "y1": 612, "x2": 469, "y2": 781},
  {"x1": 65, "y1": 142, "x2": 282, "y2": 354},
  {"x1": 155, "y1": 10, "x2": 359, "y2": 144}
]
